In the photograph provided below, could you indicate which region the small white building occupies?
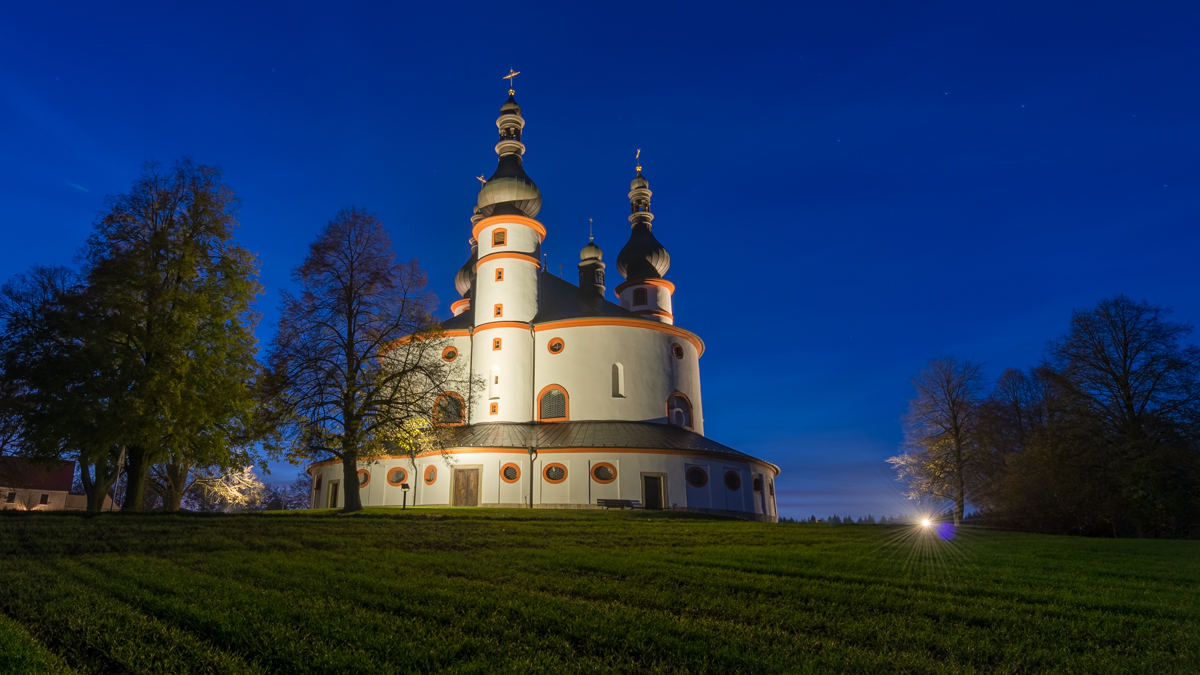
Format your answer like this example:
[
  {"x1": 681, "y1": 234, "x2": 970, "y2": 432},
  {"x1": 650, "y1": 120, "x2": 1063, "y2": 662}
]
[
  {"x1": 309, "y1": 89, "x2": 779, "y2": 522},
  {"x1": 0, "y1": 458, "x2": 93, "y2": 511}
]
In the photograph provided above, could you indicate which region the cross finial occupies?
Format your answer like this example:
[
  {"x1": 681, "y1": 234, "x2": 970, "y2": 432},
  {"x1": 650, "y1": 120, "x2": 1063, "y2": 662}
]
[
  {"x1": 503, "y1": 68, "x2": 521, "y2": 95},
  {"x1": 476, "y1": 175, "x2": 486, "y2": 185},
  {"x1": 588, "y1": 218, "x2": 594, "y2": 242},
  {"x1": 635, "y1": 148, "x2": 642, "y2": 174}
]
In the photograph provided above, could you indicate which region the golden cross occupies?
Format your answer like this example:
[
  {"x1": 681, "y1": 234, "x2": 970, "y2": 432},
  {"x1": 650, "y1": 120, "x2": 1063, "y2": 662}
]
[
  {"x1": 503, "y1": 68, "x2": 521, "y2": 94},
  {"x1": 476, "y1": 175, "x2": 486, "y2": 185},
  {"x1": 635, "y1": 148, "x2": 642, "y2": 173},
  {"x1": 588, "y1": 217, "x2": 594, "y2": 241}
]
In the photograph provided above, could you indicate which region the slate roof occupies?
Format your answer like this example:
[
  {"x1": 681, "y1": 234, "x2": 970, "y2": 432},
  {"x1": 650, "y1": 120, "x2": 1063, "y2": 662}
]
[
  {"x1": 443, "y1": 421, "x2": 774, "y2": 469},
  {"x1": 438, "y1": 270, "x2": 636, "y2": 332},
  {"x1": 0, "y1": 458, "x2": 76, "y2": 492}
]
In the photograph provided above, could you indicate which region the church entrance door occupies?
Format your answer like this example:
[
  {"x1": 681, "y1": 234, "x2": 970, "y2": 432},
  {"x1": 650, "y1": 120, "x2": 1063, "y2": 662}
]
[
  {"x1": 643, "y1": 475, "x2": 664, "y2": 510},
  {"x1": 452, "y1": 468, "x2": 480, "y2": 507}
]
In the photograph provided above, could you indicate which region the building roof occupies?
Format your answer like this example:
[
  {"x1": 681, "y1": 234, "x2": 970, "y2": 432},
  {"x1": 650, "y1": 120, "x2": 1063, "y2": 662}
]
[
  {"x1": 0, "y1": 457, "x2": 75, "y2": 492},
  {"x1": 532, "y1": 272, "x2": 636, "y2": 322},
  {"x1": 444, "y1": 420, "x2": 776, "y2": 470}
]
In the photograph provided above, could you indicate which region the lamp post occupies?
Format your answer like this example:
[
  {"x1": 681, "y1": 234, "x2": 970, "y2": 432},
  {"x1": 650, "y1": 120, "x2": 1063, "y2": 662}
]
[
  {"x1": 527, "y1": 446, "x2": 538, "y2": 509},
  {"x1": 401, "y1": 483, "x2": 410, "y2": 510}
]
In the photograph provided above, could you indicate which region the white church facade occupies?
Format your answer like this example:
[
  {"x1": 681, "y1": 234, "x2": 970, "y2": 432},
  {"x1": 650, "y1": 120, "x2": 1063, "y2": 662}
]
[{"x1": 308, "y1": 88, "x2": 779, "y2": 522}]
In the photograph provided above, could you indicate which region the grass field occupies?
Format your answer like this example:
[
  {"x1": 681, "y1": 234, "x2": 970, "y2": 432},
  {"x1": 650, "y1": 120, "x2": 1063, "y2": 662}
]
[{"x1": 0, "y1": 509, "x2": 1197, "y2": 674}]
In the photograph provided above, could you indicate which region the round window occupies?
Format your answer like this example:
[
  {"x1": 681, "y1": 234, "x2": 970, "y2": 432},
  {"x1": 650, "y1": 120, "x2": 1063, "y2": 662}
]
[
  {"x1": 752, "y1": 476, "x2": 764, "y2": 493},
  {"x1": 543, "y1": 463, "x2": 567, "y2": 484},
  {"x1": 724, "y1": 471, "x2": 741, "y2": 491},
  {"x1": 387, "y1": 468, "x2": 408, "y2": 486},
  {"x1": 672, "y1": 344, "x2": 685, "y2": 360},
  {"x1": 357, "y1": 470, "x2": 370, "y2": 487},
  {"x1": 500, "y1": 463, "x2": 521, "y2": 483},
  {"x1": 548, "y1": 338, "x2": 565, "y2": 354},
  {"x1": 442, "y1": 346, "x2": 458, "y2": 362},
  {"x1": 686, "y1": 467, "x2": 708, "y2": 488},
  {"x1": 424, "y1": 466, "x2": 437, "y2": 485},
  {"x1": 591, "y1": 463, "x2": 616, "y2": 484}
]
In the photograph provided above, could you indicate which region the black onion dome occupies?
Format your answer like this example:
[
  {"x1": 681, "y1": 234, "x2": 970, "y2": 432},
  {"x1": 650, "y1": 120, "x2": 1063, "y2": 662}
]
[
  {"x1": 630, "y1": 173, "x2": 649, "y2": 190},
  {"x1": 580, "y1": 238, "x2": 603, "y2": 261},
  {"x1": 477, "y1": 155, "x2": 541, "y2": 218},
  {"x1": 499, "y1": 93, "x2": 521, "y2": 115},
  {"x1": 455, "y1": 238, "x2": 478, "y2": 297},
  {"x1": 616, "y1": 227, "x2": 670, "y2": 279}
]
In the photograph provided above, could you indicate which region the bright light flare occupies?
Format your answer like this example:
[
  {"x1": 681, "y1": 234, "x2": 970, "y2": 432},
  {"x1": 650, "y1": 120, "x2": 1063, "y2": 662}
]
[{"x1": 921, "y1": 519, "x2": 932, "y2": 528}]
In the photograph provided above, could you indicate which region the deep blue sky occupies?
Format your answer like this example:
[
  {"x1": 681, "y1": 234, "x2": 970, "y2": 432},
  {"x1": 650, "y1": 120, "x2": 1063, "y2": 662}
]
[{"x1": 2, "y1": 2, "x2": 1197, "y2": 518}]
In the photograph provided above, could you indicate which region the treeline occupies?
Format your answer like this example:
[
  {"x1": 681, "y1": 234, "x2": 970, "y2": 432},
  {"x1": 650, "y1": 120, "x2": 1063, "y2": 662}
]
[
  {"x1": 0, "y1": 159, "x2": 462, "y2": 513},
  {"x1": 890, "y1": 296, "x2": 1200, "y2": 538}
]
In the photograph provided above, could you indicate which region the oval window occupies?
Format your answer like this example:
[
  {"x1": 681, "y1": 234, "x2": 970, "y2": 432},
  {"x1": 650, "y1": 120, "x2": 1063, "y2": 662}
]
[
  {"x1": 752, "y1": 476, "x2": 764, "y2": 493},
  {"x1": 591, "y1": 462, "x2": 617, "y2": 484},
  {"x1": 387, "y1": 468, "x2": 408, "y2": 486},
  {"x1": 686, "y1": 467, "x2": 708, "y2": 488},
  {"x1": 424, "y1": 466, "x2": 437, "y2": 485},
  {"x1": 672, "y1": 344, "x2": 685, "y2": 360},
  {"x1": 543, "y1": 463, "x2": 568, "y2": 484},
  {"x1": 500, "y1": 463, "x2": 521, "y2": 483},
  {"x1": 547, "y1": 338, "x2": 565, "y2": 354},
  {"x1": 442, "y1": 346, "x2": 458, "y2": 362},
  {"x1": 724, "y1": 471, "x2": 741, "y2": 491},
  {"x1": 357, "y1": 470, "x2": 370, "y2": 487}
]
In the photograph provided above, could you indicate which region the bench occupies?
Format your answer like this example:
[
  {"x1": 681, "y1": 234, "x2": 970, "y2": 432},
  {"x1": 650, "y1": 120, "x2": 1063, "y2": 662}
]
[{"x1": 597, "y1": 498, "x2": 641, "y2": 510}]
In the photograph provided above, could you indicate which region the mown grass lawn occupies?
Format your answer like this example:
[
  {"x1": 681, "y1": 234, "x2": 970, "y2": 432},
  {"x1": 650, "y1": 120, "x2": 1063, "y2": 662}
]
[{"x1": 0, "y1": 508, "x2": 1196, "y2": 674}]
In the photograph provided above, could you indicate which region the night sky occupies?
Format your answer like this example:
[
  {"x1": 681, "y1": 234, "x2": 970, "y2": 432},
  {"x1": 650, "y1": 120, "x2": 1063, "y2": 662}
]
[{"x1": 2, "y1": 2, "x2": 1197, "y2": 518}]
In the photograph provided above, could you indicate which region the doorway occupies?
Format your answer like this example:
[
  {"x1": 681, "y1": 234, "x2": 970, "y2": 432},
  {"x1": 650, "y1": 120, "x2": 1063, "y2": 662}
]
[
  {"x1": 642, "y1": 474, "x2": 665, "y2": 510},
  {"x1": 452, "y1": 468, "x2": 480, "y2": 507},
  {"x1": 327, "y1": 481, "x2": 340, "y2": 509}
]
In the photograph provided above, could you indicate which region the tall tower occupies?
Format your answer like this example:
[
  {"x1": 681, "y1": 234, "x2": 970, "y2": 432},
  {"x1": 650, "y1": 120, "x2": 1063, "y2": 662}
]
[
  {"x1": 470, "y1": 87, "x2": 545, "y2": 422},
  {"x1": 615, "y1": 165, "x2": 675, "y2": 324},
  {"x1": 577, "y1": 223, "x2": 605, "y2": 299}
]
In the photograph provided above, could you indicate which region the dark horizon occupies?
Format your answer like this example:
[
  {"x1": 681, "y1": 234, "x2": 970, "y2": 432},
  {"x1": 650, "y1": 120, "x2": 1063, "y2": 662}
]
[{"x1": 3, "y1": 1, "x2": 1197, "y2": 518}]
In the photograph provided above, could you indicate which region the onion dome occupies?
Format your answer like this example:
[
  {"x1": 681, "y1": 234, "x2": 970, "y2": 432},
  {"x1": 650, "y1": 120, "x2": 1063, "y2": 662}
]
[
  {"x1": 578, "y1": 229, "x2": 606, "y2": 299},
  {"x1": 616, "y1": 168, "x2": 670, "y2": 279},
  {"x1": 454, "y1": 237, "x2": 478, "y2": 298},
  {"x1": 580, "y1": 236, "x2": 603, "y2": 261},
  {"x1": 476, "y1": 93, "x2": 542, "y2": 219}
]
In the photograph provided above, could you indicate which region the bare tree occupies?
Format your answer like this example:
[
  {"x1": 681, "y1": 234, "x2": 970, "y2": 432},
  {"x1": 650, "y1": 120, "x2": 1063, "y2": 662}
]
[
  {"x1": 265, "y1": 208, "x2": 472, "y2": 513},
  {"x1": 888, "y1": 357, "x2": 986, "y2": 525}
]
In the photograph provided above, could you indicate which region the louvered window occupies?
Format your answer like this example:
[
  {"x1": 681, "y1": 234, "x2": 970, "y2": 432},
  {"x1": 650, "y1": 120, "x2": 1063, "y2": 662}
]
[
  {"x1": 436, "y1": 395, "x2": 464, "y2": 425},
  {"x1": 540, "y1": 389, "x2": 566, "y2": 420}
]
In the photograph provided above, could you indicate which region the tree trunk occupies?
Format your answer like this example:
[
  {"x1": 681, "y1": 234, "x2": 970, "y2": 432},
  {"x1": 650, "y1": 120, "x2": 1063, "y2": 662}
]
[
  {"x1": 121, "y1": 446, "x2": 149, "y2": 512},
  {"x1": 341, "y1": 450, "x2": 363, "y2": 513},
  {"x1": 80, "y1": 455, "x2": 121, "y2": 513},
  {"x1": 160, "y1": 458, "x2": 191, "y2": 512},
  {"x1": 953, "y1": 440, "x2": 965, "y2": 526}
]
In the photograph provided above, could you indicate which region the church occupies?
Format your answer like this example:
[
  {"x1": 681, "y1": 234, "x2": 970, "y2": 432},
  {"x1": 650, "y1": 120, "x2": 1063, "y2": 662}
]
[{"x1": 308, "y1": 85, "x2": 779, "y2": 522}]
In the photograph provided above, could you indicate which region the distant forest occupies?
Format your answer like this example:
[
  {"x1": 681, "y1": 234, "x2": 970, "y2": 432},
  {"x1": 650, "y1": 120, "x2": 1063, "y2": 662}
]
[{"x1": 891, "y1": 296, "x2": 1200, "y2": 539}]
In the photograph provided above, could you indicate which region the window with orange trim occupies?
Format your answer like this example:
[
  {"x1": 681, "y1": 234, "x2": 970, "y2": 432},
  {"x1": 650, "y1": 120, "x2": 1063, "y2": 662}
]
[
  {"x1": 547, "y1": 337, "x2": 564, "y2": 354},
  {"x1": 424, "y1": 465, "x2": 437, "y2": 485},
  {"x1": 492, "y1": 228, "x2": 507, "y2": 246},
  {"x1": 537, "y1": 385, "x2": 568, "y2": 421},
  {"x1": 633, "y1": 288, "x2": 648, "y2": 306},
  {"x1": 434, "y1": 392, "x2": 465, "y2": 426},
  {"x1": 495, "y1": 268, "x2": 504, "y2": 281},
  {"x1": 494, "y1": 304, "x2": 503, "y2": 317},
  {"x1": 493, "y1": 337, "x2": 502, "y2": 350},
  {"x1": 500, "y1": 463, "x2": 521, "y2": 483},
  {"x1": 543, "y1": 463, "x2": 568, "y2": 484},
  {"x1": 672, "y1": 343, "x2": 685, "y2": 359},
  {"x1": 387, "y1": 467, "x2": 408, "y2": 486},
  {"x1": 686, "y1": 466, "x2": 708, "y2": 488},
  {"x1": 667, "y1": 393, "x2": 692, "y2": 429},
  {"x1": 724, "y1": 470, "x2": 741, "y2": 491},
  {"x1": 489, "y1": 402, "x2": 498, "y2": 415},
  {"x1": 357, "y1": 470, "x2": 370, "y2": 487},
  {"x1": 442, "y1": 346, "x2": 458, "y2": 362},
  {"x1": 591, "y1": 462, "x2": 617, "y2": 484}
]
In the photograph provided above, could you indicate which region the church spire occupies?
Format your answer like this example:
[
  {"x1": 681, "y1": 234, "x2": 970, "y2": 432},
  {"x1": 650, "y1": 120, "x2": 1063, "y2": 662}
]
[
  {"x1": 616, "y1": 155, "x2": 670, "y2": 280},
  {"x1": 475, "y1": 70, "x2": 541, "y2": 219}
]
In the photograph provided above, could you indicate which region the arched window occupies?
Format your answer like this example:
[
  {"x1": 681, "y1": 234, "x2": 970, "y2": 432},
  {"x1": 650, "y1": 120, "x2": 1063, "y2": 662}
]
[
  {"x1": 538, "y1": 385, "x2": 568, "y2": 421},
  {"x1": 492, "y1": 228, "x2": 507, "y2": 246},
  {"x1": 633, "y1": 288, "x2": 648, "y2": 306},
  {"x1": 611, "y1": 363, "x2": 624, "y2": 398},
  {"x1": 434, "y1": 393, "x2": 465, "y2": 426},
  {"x1": 667, "y1": 393, "x2": 692, "y2": 429}
]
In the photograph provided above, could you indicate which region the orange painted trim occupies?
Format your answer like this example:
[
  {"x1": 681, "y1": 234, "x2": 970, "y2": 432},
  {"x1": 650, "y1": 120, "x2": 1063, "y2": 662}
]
[
  {"x1": 473, "y1": 214, "x2": 547, "y2": 242},
  {"x1": 491, "y1": 227, "x2": 508, "y2": 246},
  {"x1": 495, "y1": 268, "x2": 504, "y2": 281},
  {"x1": 489, "y1": 402, "x2": 498, "y2": 415},
  {"x1": 671, "y1": 343, "x2": 685, "y2": 360},
  {"x1": 476, "y1": 251, "x2": 539, "y2": 271},
  {"x1": 450, "y1": 299, "x2": 470, "y2": 314},
  {"x1": 542, "y1": 462, "x2": 568, "y2": 484},
  {"x1": 590, "y1": 461, "x2": 617, "y2": 484},
  {"x1": 473, "y1": 321, "x2": 529, "y2": 333},
  {"x1": 634, "y1": 309, "x2": 674, "y2": 318},
  {"x1": 614, "y1": 278, "x2": 676, "y2": 296},
  {"x1": 666, "y1": 391, "x2": 694, "y2": 430},
  {"x1": 307, "y1": 447, "x2": 780, "y2": 477},
  {"x1": 547, "y1": 337, "x2": 565, "y2": 354},
  {"x1": 357, "y1": 469, "x2": 371, "y2": 488},
  {"x1": 441, "y1": 346, "x2": 459, "y2": 362},
  {"x1": 532, "y1": 318, "x2": 704, "y2": 357},
  {"x1": 386, "y1": 467, "x2": 409, "y2": 486},
  {"x1": 492, "y1": 337, "x2": 502, "y2": 351},
  {"x1": 381, "y1": 329, "x2": 470, "y2": 353},
  {"x1": 434, "y1": 392, "x2": 466, "y2": 426},
  {"x1": 424, "y1": 465, "x2": 438, "y2": 485},
  {"x1": 493, "y1": 303, "x2": 503, "y2": 318},
  {"x1": 499, "y1": 462, "x2": 522, "y2": 484},
  {"x1": 536, "y1": 384, "x2": 570, "y2": 422}
]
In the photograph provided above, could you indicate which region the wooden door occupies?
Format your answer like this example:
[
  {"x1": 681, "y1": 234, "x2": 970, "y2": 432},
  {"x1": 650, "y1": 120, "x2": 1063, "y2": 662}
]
[
  {"x1": 643, "y1": 476, "x2": 664, "y2": 510},
  {"x1": 453, "y1": 468, "x2": 480, "y2": 507},
  {"x1": 328, "y1": 482, "x2": 339, "y2": 509}
]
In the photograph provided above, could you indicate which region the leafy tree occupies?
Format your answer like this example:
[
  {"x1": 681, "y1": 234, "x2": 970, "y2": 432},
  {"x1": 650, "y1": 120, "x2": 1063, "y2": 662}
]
[
  {"x1": 888, "y1": 357, "x2": 987, "y2": 525},
  {"x1": 265, "y1": 208, "x2": 471, "y2": 513}
]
